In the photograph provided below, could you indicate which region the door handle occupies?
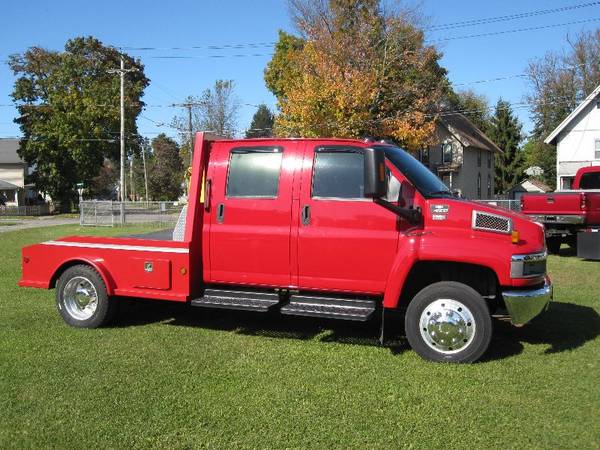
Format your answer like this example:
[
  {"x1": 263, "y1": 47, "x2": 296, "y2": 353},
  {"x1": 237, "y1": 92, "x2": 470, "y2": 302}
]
[
  {"x1": 216, "y1": 203, "x2": 225, "y2": 223},
  {"x1": 204, "y1": 178, "x2": 212, "y2": 211},
  {"x1": 301, "y1": 205, "x2": 310, "y2": 225}
]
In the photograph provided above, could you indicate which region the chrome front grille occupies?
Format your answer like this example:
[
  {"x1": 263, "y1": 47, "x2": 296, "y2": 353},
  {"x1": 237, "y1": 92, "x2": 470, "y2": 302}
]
[{"x1": 472, "y1": 210, "x2": 512, "y2": 234}]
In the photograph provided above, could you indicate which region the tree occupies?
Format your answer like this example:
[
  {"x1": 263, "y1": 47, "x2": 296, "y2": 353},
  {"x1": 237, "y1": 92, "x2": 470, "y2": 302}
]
[
  {"x1": 9, "y1": 36, "x2": 149, "y2": 210},
  {"x1": 245, "y1": 104, "x2": 275, "y2": 138},
  {"x1": 446, "y1": 89, "x2": 491, "y2": 133},
  {"x1": 524, "y1": 29, "x2": 600, "y2": 189},
  {"x1": 148, "y1": 134, "x2": 183, "y2": 201},
  {"x1": 171, "y1": 80, "x2": 240, "y2": 161},
  {"x1": 264, "y1": 0, "x2": 450, "y2": 151},
  {"x1": 487, "y1": 99, "x2": 523, "y2": 194}
]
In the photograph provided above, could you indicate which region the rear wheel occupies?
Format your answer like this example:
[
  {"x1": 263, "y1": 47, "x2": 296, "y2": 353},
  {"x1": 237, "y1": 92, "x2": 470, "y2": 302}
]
[
  {"x1": 56, "y1": 265, "x2": 117, "y2": 328},
  {"x1": 405, "y1": 282, "x2": 492, "y2": 363},
  {"x1": 546, "y1": 237, "x2": 562, "y2": 255}
]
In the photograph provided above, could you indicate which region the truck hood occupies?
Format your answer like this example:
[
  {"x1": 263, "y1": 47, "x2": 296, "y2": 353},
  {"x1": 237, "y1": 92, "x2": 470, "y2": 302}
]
[{"x1": 425, "y1": 198, "x2": 545, "y2": 253}]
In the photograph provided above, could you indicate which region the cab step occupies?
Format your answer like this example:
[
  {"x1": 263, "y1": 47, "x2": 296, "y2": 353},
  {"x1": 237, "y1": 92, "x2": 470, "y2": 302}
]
[
  {"x1": 280, "y1": 294, "x2": 377, "y2": 321},
  {"x1": 190, "y1": 288, "x2": 280, "y2": 312}
]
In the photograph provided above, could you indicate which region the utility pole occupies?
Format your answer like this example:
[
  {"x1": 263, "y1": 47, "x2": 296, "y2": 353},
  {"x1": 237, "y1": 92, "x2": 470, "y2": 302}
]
[
  {"x1": 129, "y1": 156, "x2": 134, "y2": 201},
  {"x1": 171, "y1": 101, "x2": 201, "y2": 166},
  {"x1": 109, "y1": 55, "x2": 137, "y2": 218},
  {"x1": 141, "y1": 142, "x2": 149, "y2": 202}
]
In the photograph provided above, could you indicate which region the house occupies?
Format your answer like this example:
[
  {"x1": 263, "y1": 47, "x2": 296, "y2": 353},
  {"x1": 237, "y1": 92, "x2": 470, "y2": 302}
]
[
  {"x1": 417, "y1": 113, "x2": 502, "y2": 199},
  {"x1": 507, "y1": 178, "x2": 552, "y2": 202},
  {"x1": 545, "y1": 83, "x2": 600, "y2": 190},
  {"x1": 0, "y1": 139, "x2": 26, "y2": 206}
]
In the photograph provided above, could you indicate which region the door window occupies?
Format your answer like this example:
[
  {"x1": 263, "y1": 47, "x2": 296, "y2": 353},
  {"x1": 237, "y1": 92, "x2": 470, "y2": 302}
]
[
  {"x1": 226, "y1": 147, "x2": 283, "y2": 198},
  {"x1": 312, "y1": 150, "x2": 364, "y2": 199}
]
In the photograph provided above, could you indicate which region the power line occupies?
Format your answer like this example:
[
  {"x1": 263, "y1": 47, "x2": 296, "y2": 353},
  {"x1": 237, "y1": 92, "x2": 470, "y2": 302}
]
[
  {"x1": 432, "y1": 17, "x2": 600, "y2": 43},
  {"x1": 426, "y1": 1, "x2": 600, "y2": 31}
]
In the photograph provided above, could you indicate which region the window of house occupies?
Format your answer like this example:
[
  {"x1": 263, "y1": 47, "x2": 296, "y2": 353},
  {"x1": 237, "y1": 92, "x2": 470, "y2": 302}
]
[
  {"x1": 312, "y1": 148, "x2": 364, "y2": 199},
  {"x1": 226, "y1": 147, "x2": 283, "y2": 198},
  {"x1": 420, "y1": 147, "x2": 430, "y2": 166},
  {"x1": 477, "y1": 173, "x2": 482, "y2": 199},
  {"x1": 595, "y1": 139, "x2": 600, "y2": 159},
  {"x1": 487, "y1": 174, "x2": 492, "y2": 198},
  {"x1": 560, "y1": 176, "x2": 575, "y2": 190},
  {"x1": 487, "y1": 152, "x2": 491, "y2": 169},
  {"x1": 441, "y1": 174, "x2": 452, "y2": 189},
  {"x1": 442, "y1": 142, "x2": 453, "y2": 164},
  {"x1": 477, "y1": 149, "x2": 482, "y2": 167}
]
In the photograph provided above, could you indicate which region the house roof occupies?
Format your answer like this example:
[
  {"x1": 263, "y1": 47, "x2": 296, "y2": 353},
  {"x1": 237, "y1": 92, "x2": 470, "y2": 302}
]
[
  {"x1": 438, "y1": 113, "x2": 502, "y2": 153},
  {"x1": 526, "y1": 178, "x2": 552, "y2": 192},
  {"x1": 0, "y1": 139, "x2": 23, "y2": 164},
  {"x1": 509, "y1": 177, "x2": 552, "y2": 193},
  {"x1": 0, "y1": 179, "x2": 20, "y2": 190},
  {"x1": 545, "y1": 83, "x2": 600, "y2": 145}
]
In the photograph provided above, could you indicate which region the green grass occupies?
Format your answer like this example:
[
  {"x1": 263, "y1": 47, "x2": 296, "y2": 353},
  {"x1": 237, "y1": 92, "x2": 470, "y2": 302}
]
[{"x1": 1, "y1": 226, "x2": 599, "y2": 449}]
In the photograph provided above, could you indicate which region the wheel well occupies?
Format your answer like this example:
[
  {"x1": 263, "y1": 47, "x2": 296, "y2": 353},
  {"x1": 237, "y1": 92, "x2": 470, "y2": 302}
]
[
  {"x1": 399, "y1": 261, "x2": 499, "y2": 306},
  {"x1": 49, "y1": 260, "x2": 94, "y2": 289}
]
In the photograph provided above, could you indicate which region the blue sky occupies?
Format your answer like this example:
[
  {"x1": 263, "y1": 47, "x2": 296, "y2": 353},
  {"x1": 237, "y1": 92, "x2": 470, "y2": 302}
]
[{"x1": 1, "y1": 0, "x2": 599, "y2": 140}]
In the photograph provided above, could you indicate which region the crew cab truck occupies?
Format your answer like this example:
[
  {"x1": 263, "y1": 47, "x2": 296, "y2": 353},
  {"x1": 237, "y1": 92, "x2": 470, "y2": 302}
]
[
  {"x1": 19, "y1": 133, "x2": 552, "y2": 363},
  {"x1": 521, "y1": 166, "x2": 600, "y2": 255}
]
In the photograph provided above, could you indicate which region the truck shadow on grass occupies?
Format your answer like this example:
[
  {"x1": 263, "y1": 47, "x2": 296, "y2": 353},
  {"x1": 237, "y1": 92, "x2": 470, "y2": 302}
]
[{"x1": 112, "y1": 299, "x2": 600, "y2": 362}]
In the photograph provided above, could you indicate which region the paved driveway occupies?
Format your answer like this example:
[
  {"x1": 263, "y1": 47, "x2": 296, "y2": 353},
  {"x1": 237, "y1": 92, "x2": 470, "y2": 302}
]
[{"x1": 0, "y1": 216, "x2": 79, "y2": 233}]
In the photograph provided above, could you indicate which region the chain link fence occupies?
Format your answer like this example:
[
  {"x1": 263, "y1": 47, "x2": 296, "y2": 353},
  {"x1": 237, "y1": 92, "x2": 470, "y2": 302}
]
[
  {"x1": 80, "y1": 201, "x2": 185, "y2": 227},
  {"x1": 474, "y1": 199, "x2": 521, "y2": 212}
]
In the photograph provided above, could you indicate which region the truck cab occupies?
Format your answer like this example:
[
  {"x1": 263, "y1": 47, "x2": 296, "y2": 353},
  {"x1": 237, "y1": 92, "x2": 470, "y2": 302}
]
[{"x1": 19, "y1": 133, "x2": 552, "y2": 363}]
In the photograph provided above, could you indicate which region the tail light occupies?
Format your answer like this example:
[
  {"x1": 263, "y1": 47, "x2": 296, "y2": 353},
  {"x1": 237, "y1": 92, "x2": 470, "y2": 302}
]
[{"x1": 580, "y1": 192, "x2": 587, "y2": 211}]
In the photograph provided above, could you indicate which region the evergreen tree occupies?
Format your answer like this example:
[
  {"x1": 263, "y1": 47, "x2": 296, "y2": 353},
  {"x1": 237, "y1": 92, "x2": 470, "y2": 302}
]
[
  {"x1": 488, "y1": 99, "x2": 523, "y2": 194},
  {"x1": 246, "y1": 104, "x2": 275, "y2": 138},
  {"x1": 148, "y1": 134, "x2": 183, "y2": 201}
]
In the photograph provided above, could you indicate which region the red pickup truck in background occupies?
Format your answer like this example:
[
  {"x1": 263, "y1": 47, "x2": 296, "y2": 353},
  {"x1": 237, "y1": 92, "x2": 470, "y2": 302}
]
[
  {"x1": 521, "y1": 166, "x2": 600, "y2": 254},
  {"x1": 19, "y1": 133, "x2": 552, "y2": 363}
]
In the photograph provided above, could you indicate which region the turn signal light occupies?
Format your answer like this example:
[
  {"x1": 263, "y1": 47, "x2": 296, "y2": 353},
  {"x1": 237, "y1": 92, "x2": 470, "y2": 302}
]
[{"x1": 511, "y1": 230, "x2": 520, "y2": 244}]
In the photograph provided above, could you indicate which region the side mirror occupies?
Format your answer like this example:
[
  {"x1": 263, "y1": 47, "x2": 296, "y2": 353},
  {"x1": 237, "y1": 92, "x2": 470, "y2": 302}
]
[{"x1": 364, "y1": 147, "x2": 388, "y2": 198}]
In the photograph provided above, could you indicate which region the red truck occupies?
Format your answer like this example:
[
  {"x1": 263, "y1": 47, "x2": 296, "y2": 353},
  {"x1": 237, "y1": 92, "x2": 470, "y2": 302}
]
[
  {"x1": 19, "y1": 133, "x2": 552, "y2": 363},
  {"x1": 521, "y1": 166, "x2": 600, "y2": 254}
]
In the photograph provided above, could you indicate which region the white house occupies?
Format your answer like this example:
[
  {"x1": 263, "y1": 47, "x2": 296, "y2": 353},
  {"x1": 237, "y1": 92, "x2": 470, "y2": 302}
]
[
  {"x1": 0, "y1": 139, "x2": 26, "y2": 206},
  {"x1": 545, "y1": 83, "x2": 600, "y2": 190}
]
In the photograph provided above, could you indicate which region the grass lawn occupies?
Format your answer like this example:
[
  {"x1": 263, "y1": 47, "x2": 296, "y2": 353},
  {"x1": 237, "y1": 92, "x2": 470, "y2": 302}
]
[{"x1": 1, "y1": 225, "x2": 599, "y2": 449}]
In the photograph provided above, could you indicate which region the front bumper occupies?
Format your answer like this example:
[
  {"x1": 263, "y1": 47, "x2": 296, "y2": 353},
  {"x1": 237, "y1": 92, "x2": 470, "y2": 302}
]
[{"x1": 502, "y1": 277, "x2": 553, "y2": 325}]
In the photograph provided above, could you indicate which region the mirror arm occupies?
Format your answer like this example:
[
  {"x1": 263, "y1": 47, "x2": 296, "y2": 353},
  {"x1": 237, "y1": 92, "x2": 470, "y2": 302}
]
[{"x1": 373, "y1": 198, "x2": 422, "y2": 224}]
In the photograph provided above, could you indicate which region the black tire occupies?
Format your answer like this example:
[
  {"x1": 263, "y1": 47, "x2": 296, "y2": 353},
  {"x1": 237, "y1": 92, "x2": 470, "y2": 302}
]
[
  {"x1": 546, "y1": 237, "x2": 562, "y2": 255},
  {"x1": 55, "y1": 264, "x2": 117, "y2": 328},
  {"x1": 405, "y1": 281, "x2": 493, "y2": 363}
]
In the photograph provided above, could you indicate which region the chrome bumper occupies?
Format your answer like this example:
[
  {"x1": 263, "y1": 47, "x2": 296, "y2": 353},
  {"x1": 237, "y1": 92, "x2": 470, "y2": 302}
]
[
  {"x1": 529, "y1": 214, "x2": 584, "y2": 225},
  {"x1": 502, "y1": 277, "x2": 553, "y2": 326}
]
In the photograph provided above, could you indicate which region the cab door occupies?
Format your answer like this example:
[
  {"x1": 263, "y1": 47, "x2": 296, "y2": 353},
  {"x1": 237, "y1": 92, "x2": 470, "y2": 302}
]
[
  {"x1": 296, "y1": 145, "x2": 400, "y2": 294},
  {"x1": 206, "y1": 141, "x2": 298, "y2": 286}
]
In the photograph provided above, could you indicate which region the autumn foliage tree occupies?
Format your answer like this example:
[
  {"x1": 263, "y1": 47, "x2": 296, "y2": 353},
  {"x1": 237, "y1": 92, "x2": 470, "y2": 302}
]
[{"x1": 264, "y1": 0, "x2": 450, "y2": 150}]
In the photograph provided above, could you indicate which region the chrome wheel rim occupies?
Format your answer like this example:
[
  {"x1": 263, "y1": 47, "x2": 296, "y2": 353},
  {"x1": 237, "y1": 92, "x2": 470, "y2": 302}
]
[
  {"x1": 419, "y1": 299, "x2": 476, "y2": 354},
  {"x1": 63, "y1": 276, "x2": 98, "y2": 320}
]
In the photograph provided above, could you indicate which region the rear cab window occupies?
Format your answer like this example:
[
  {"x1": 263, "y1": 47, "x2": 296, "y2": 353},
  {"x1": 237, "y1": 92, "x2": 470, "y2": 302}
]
[{"x1": 579, "y1": 172, "x2": 600, "y2": 190}]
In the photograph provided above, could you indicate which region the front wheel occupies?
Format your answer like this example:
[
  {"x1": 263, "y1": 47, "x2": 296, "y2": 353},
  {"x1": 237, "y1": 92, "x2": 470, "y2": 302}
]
[
  {"x1": 405, "y1": 282, "x2": 493, "y2": 363},
  {"x1": 55, "y1": 264, "x2": 117, "y2": 328}
]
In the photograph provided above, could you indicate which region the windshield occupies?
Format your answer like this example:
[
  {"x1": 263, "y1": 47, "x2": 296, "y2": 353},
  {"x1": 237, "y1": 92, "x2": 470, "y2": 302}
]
[{"x1": 376, "y1": 145, "x2": 452, "y2": 198}]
